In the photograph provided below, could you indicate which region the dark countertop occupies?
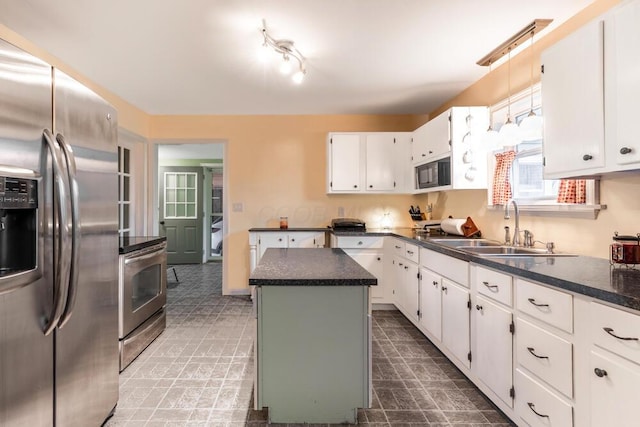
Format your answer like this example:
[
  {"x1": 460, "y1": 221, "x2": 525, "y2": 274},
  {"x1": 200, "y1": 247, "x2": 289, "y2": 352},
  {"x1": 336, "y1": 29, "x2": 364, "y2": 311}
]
[
  {"x1": 332, "y1": 227, "x2": 640, "y2": 312},
  {"x1": 249, "y1": 227, "x2": 330, "y2": 232},
  {"x1": 119, "y1": 236, "x2": 166, "y2": 254},
  {"x1": 249, "y1": 248, "x2": 377, "y2": 287}
]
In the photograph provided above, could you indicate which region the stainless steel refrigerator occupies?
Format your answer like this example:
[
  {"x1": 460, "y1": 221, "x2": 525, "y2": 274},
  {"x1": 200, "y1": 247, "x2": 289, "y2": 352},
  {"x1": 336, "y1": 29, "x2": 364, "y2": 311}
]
[{"x1": 0, "y1": 38, "x2": 119, "y2": 426}]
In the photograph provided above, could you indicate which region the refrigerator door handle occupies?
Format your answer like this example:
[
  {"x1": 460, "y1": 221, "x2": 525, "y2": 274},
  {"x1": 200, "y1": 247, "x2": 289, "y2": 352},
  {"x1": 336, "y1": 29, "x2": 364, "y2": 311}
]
[
  {"x1": 56, "y1": 133, "x2": 80, "y2": 328},
  {"x1": 42, "y1": 129, "x2": 72, "y2": 336}
]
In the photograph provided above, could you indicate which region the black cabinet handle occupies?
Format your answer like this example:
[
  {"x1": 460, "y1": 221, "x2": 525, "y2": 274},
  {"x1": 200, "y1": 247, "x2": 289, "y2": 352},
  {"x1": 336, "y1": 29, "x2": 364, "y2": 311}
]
[
  {"x1": 603, "y1": 327, "x2": 639, "y2": 341},
  {"x1": 398, "y1": 262, "x2": 403, "y2": 266},
  {"x1": 290, "y1": 238, "x2": 295, "y2": 242},
  {"x1": 441, "y1": 286, "x2": 447, "y2": 292},
  {"x1": 528, "y1": 298, "x2": 549, "y2": 308},
  {"x1": 620, "y1": 147, "x2": 632, "y2": 155},
  {"x1": 527, "y1": 403, "x2": 550, "y2": 419},
  {"x1": 475, "y1": 304, "x2": 483, "y2": 311},
  {"x1": 433, "y1": 280, "x2": 438, "y2": 287},
  {"x1": 404, "y1": 266, "x2": 409, "y2": 270},
  {"x1": 377, "y1": 257, "x2": 381, "y2": 261},
  {"x1": 160, "y1": 221, "x2": 165, "y2": 225},
  {"x1": 369, "y1": 185, "x2": 373, "y2": 188},
  {"x1": 482, "y1": 281, "x2": 499, "y2": 291},
  {"x1": 407, "y1": 250, "x2": 414, "y2": 255},
  {"x1": 395, "y1": 245, "x2": 402, "y2": 249},
  {"x1": 594, "y1": 368, "x2": 608, "y2": 378},
  {"x1": 353, "y1": 185, "x2": 358, "y2": 188},
  {"x1": 421, "y1": 153, "x2": 426, "y2": 157},
  {"x1": 583, "y1": 154, "x2": 593, "y2": 161},
  {"x1": 428, "y1": 150, "x2": 433, "y2": 154},
  {"x1": 527, "y1": 347, "x2": 549, "y2": 360}
]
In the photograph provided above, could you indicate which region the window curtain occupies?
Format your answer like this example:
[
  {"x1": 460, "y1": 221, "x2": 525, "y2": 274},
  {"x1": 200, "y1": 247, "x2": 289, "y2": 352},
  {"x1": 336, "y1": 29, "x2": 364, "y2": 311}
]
[
  {"x1": 557, "y1": 179, "x2": 587, "y2": 203},
  {"x1": 492, "y1": 150, "x2": 516, "y2": 205}
]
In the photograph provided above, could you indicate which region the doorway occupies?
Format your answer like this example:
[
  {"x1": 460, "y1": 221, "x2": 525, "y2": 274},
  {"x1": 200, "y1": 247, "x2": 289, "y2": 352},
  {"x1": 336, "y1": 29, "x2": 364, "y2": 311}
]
[{"x1": 156, "y1": 142, "x2": 226, "y2": 266}]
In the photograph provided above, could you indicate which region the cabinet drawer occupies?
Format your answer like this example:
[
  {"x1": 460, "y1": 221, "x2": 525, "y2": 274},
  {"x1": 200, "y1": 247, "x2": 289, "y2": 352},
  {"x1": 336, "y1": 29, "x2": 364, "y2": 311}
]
[
  {"x1": 420, "y1": 248, "x2": 469, "y2": 287},
  {"x1": 516, "y1": 279, "x2": 573, "y2": 333},
  {"x1": 591, "y1": 302, "x2": 640, "y2": 365},
  {"x1": 515, "y1": 369, "x2": 573, "y2": 427},
  {"x1": 474, "y1": 265, "x2": 513, "y2": 307},
  {"x1": 391, "y1": 239, "x2": 405, "y2": 256},
  {"x1": 404, "y1": 242, "x2": 419, "y2": 263},
  {"x1": 333, "y1": 235, "x2": 384, "y2": 249},
  {"x1": 516, "y1": 318, "x2": 573, "y2": 398}
]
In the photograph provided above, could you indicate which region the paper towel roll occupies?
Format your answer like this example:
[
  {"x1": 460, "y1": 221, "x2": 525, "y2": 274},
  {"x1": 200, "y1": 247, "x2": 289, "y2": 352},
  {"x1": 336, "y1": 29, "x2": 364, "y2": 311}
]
[{"x1": 441, "y1": 218, "x2": 467, "y2": 236}]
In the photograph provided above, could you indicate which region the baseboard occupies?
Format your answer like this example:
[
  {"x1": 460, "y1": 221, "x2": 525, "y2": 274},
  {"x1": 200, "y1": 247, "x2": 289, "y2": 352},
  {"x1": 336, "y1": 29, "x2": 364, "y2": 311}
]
[{"x1": 372, "y1": 303, "x2": 397, "y2": 311}]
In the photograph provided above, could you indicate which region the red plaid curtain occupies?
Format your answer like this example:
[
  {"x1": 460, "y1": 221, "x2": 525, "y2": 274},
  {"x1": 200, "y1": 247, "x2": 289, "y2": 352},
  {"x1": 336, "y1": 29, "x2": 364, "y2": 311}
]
[
  {"x1": 557, "y1": 179, "x2": 586, "y2": 203},
  {"x1": 492, "y1": 150, "x2": 516, "y2": 205}
]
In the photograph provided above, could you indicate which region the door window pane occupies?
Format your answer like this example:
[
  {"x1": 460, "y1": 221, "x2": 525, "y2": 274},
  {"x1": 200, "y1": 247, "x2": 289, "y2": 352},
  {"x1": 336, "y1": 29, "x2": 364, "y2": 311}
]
[{"x1": 164, "y1": 172, "x2": 198, "y2": 219}]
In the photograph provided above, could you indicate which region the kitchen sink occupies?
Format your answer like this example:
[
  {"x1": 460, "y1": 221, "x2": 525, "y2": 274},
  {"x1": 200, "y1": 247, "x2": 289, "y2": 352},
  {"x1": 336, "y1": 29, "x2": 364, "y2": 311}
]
[
  {"x1": 427, "y1": 238, "x2": 502, "y2": 247},
  {"x1": 459, "y1": 246, "x2": 577, "y2": 257}
]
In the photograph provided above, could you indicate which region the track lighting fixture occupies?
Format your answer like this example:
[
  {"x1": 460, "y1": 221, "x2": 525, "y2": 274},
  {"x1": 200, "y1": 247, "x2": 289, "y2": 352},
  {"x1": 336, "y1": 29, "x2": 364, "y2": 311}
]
[{"x1": 261, "y1": 19, "x2": 307, "y2": 84}]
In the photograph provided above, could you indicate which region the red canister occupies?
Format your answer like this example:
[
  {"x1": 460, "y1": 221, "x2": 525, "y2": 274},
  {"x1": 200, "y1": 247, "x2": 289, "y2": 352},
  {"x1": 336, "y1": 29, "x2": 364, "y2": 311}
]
[{"x1": 610, "y1": 232, "x2": 640, "y2": 264}]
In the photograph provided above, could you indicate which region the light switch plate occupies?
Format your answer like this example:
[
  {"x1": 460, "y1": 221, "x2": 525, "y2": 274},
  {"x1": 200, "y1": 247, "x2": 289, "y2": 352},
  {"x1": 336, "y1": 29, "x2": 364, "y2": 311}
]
[{"x1": 232, "y1": 202, "x2": 243, "y2": 212}]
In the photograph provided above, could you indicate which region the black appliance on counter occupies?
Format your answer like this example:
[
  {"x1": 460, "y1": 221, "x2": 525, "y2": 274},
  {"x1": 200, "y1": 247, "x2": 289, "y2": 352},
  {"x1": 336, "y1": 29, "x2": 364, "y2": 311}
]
[{"x1": 331, "y1": 218, "x2": 366, "y2": 232}]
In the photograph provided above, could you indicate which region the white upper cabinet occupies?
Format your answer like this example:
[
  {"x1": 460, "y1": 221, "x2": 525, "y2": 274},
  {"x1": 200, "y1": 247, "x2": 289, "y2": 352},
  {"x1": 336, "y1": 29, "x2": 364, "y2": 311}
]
[
  {"x1": 412, "y1": 110, "x2": 450, "y2": 163},
  {"x1": 365, "y1": 134, "x2": 396, "y2": 191},
  {"x1": 412, "y1": 106, "x2": 489, "y2": 193},
  {"x1": 605, "y1": 0, "x2": 640, "y2": 168},
  {"x1": 542, "y1": 0, "x2": 640, "y2": 177},
  {"x1": 327, "y1": 132, "x2": 409, "y2": 194},
  {"x1": 328, "y1": 134, "x2": 361, "y2": 191},
  {"x1": 541, "y1": 16, "x2": 605, "y2": 178}
]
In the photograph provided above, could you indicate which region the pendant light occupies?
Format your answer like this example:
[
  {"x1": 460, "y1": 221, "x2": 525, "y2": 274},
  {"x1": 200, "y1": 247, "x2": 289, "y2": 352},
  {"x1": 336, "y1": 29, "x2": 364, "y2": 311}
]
[
  {"x1": 519, "y1": 29, "x2": 544, "y2": 140},
  {"x1": 483, "y1": 61, "x2": 501, "y2": 149},
  {"x1": 499, "y1": 47, "x2": 522, "y2": 147}
]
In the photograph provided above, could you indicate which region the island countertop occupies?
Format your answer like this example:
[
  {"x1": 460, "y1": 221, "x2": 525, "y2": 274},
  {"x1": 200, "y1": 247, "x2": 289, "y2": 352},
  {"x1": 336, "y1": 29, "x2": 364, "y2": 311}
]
[{"x1": 249, "y1": 248, "x2": 377, "y2": 286}]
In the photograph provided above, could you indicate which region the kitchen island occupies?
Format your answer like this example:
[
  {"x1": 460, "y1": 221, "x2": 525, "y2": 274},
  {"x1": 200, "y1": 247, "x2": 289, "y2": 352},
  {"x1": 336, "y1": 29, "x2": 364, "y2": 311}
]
[{"x1": 249, "y1": 248, "x2": 376, "y2": 424}]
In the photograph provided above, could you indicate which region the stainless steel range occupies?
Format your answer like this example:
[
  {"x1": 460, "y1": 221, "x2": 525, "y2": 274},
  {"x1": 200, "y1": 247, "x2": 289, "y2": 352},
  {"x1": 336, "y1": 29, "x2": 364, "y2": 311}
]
[{"x1": 118, "y1": 237, "x2": 167, "y2": 371}]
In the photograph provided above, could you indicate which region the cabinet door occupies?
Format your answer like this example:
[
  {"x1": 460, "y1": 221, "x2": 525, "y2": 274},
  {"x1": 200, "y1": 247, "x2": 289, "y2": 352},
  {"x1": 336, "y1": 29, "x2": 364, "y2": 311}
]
[
  {"x1": 412, "y1": 122, "x2": 430, "y2": 164},
  {"x1": 606, "y1": 0, "x2": 640, "y2": 167},
  {"x1": 473, "y1": 295, "x2": 513, "y2": 408},
  {"x1": 395, "y1": 258, "x2": 419, "y2": 322},
  {"x1": 590, "y1": 349, "x2": 640, "y2": 427},
  {"x1": 442, "y1": 279, "x2": 470, "y2": 369},
  {"x1": 393, "y1": 133, "x2": 413, "y2": 192},
  {"x1": 329, "y1": 134, "x2": 361, "y2": 191},
  {"x1": 365, "y1": 134, "x2": 396, "y2": 191},
  {"x1": 288, "y1": 232, "x2": 324, "y2": 249},
  {"x1": 258, "y1": 233, "x2": 288, "y2": 259},
  {"x1": 427, "y1": 109, "x2": 451, "y2": 159},
  {"x1": 419, "y1": 268, "x2": 442, "y2": 342},
  {"x1": 346, "y1": 250, "x2": 387, "y2": 302},
  {"x1": 541, "y1": 17, "x2": 605, "y2": 177}
]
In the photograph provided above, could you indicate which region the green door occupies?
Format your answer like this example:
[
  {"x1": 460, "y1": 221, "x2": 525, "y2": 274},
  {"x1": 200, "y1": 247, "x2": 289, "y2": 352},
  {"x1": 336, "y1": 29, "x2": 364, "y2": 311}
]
[{"x1": 159, "y1": 166, "x2": 204, "y2": 264}]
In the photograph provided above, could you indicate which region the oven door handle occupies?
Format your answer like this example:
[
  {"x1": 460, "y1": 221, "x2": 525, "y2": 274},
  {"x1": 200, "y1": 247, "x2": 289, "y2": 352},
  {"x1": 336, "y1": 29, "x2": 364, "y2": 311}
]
[
  {"x1": 42, "y1": 129, "x2": 72, "y2": 336},
  {"x1": 57, "y1": 133, "x2": 80, "y2": 328},
  {"x1": 125, "y1": 248, "x2": 165, "y2": 266}
]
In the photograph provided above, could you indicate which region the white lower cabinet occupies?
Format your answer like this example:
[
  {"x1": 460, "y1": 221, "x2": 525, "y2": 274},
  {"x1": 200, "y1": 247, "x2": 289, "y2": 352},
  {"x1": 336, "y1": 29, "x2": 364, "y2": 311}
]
[
  {"x1": 442, "y1": 279, "x2": 471, "y2": 369},
  {"x1": 418, "y1": 268, "x2": 442, "y2": 342},
  {"x1": 332, "y1": 235, "x2": 389, "y2": 304},
  {"x1": 249, "y1": 231, "x2": 326, "y2": 272},
  {"x1": 394, "y1": 255, "x2": 419, "y2": 323},
  {"x1": 473, "y1": 295, "x2": 513, "y2": 407},
  {"x1": 515, "y1": 369, "x2": 573, "y2": 427},
  {"x1": 589, "y1": 349, "x2": 640, "y2": 427},
  {"x1": 587, "y1": 301, "x2": 640, "y2": 427}
]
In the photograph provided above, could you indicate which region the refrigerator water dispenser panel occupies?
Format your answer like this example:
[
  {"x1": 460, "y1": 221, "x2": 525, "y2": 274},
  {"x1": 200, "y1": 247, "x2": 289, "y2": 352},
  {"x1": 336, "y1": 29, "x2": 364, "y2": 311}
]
[{"x1": 0, "y1": 175, "x2": 38, "y2": 277}]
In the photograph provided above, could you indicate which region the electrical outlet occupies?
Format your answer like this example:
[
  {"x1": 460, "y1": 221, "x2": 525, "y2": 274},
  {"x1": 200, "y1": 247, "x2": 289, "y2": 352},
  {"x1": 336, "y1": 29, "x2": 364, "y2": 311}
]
[
  {"x1": 338, "y1": 206, "x2": 344, "y2": 217},
  {"x1": 232, "y1": 202, "x2": 243, "y2": 212}
]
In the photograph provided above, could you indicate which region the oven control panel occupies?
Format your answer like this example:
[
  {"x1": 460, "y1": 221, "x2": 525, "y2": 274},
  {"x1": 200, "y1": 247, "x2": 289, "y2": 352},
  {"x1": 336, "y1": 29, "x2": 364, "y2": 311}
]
[{"x1": 0, "y1": 176, "x2": 38, "y2": 209}]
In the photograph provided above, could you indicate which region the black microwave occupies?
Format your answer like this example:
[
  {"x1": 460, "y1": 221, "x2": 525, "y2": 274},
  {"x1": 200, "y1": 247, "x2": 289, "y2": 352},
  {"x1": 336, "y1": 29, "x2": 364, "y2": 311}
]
[{"x1": 415, "y1": 157, "x2": 451, "y2": 189}]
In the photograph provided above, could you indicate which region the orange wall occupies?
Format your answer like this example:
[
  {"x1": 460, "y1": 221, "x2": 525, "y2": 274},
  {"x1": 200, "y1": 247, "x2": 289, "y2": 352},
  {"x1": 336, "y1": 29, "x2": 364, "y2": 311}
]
[{"x1": 149, "y1": 115, "x2": 424, "y2": 292}]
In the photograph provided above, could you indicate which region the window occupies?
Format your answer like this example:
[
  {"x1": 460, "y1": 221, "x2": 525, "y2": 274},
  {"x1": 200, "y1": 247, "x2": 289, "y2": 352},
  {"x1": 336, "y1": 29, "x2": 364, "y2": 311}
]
[
  {"x1": 489, "y1": 84, "x2": 603, "y2": 218},
  {"x1": 163, "y1": 172, "x2": 198, "y2": 219}
]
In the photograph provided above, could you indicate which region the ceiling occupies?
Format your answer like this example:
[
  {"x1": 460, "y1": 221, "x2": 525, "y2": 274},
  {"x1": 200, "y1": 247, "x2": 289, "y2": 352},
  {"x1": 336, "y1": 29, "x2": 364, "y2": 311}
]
[{"x1": 0, "y1": 0, "x2": 593, "y2": 115}]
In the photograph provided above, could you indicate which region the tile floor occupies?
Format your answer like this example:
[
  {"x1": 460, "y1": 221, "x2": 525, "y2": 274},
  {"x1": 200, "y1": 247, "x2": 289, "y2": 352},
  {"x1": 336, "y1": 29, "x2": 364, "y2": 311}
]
[{"x1": 105, "y1": 263, "x2": 514, "y2": 426}]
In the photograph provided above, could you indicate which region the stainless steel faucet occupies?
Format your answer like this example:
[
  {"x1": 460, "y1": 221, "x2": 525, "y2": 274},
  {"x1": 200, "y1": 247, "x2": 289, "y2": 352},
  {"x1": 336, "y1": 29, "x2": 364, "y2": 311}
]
[{"x1": 504, "y1": 199, "x2": 521, "y2": 246}]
